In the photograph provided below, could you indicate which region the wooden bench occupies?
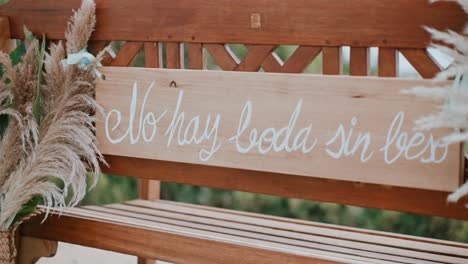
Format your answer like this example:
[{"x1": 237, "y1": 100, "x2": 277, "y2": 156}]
[
  {"x1": 22, "y1": 200, "x2": 468, "y2": 263},
  {"x1": 1, "y1": 0, "x2": 467, "y2": 263}
]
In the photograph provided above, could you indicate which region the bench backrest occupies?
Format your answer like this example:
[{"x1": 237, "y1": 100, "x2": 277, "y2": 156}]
[{"x1": 1, "y1": 0, "x2": 467, "y2": 219}]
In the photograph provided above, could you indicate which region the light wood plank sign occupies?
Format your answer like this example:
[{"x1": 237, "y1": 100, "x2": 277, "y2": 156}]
[{"x1": 96, "y1": 67, "x2": 463, "y2": 191}]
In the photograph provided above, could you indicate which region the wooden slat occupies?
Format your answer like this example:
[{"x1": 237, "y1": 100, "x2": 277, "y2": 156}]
[
  {"x1": 144, "y1": 42, "x2": 161, "y2": 68},
  {"x1": 322, "y1": 47, "x2": 342, "y2": 75},
  {"x1": 102, "y1": 155, "x2": 468, "y2": 220},
  {"x1": 261, "y1": 52, "x2": 284, "y2": 72},
  {"x1": 144, "y1": 200, "x2": 468, "y2": 254},
  {"x1": 88, "y1": 204, "x2": 464, "y2": 263},
  {"x1": 139, "y1": 179, "x2": 160, "y2": 201},
  {"x1": 22, "y1": 212, "x2": 345, "y2": 264},
  {"x1": 399, "y1": 49, "x2": 441, "y2": 79},
  {"x1": 97, "y1": 68, "x2": 461, "y2": 192},
  {"x1": 88, "y1": 40, "x2": 109, "y2": 55},
  {"x1": 235, "y1": 45, "x2": 276, "y2": 72},
  {"x1": 137, "y1": 258, "x2": 155, "y2": 264},
  {"x1": 378, "y1": 48, "x2": 398, "y2": 77},
  {"x1": 204, "y1": 44, "x2": 239, "y2": 71},
  {"x1": 142, "y1": 41, "x2": 162, "y2": 264},
  {"x1": 68, "y1": 208, "x2": 383, "y2": 263},
  {"x1": 116, "y1": 200, "x2": 468, "y2": 262},
  {"x1": 350, "y1": 47, "x2": 370, "y2": 76},
  {"x1": 166, "y1": 42, "x2": 183, "y2": 69},
  {"x1": 188, "y1": 43, "x2": 204, "y2": 70},
  {"x1": 22, "y1": 202, "x2": 468, "y2": 264},
  {"x1": 107, "y1": 202, "x2": 468, "y2": 262},
  {"x1": 1, "y1": 1, "x2": 465, "y2": 48},
  {"x1": 88, "y1": 40, "x2": 114, "y2": 66},
  {"x1": 0, "y1": 16, "x2": 15, "y2": 54},
  {"x1": 261, "y1": 47, "x2": 321, "y2": 73},
  {"x1": 281, "y1": 46, "x2": 321, "y2": 73},
  {"x1": 110, "y1": 41, "x2": 143, "y2": 67}
]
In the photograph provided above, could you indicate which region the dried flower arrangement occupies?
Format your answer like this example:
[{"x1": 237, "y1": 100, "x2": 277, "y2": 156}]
[
  {"x1": 0, "y1": 0, "x2": 104, "y2": 261},
  {"x1": 404, "y1": 0, "x2": 468, "y2": 204}
]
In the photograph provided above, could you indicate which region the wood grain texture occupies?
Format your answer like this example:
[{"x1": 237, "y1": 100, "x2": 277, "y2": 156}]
[
  {"x1": 0, "y1": 1, "x2": 465, "y2": 48},
  {"x1": 322, "y1": 47, "x2": 342, "y2": 75},
  {"x1": 87, "y1": 202, "x2": 468, "y2": 263},
  {"x1": 96, "y1": 68, "x2": 461, "y2": 191},
  {"x1": 22, "y1": 212, "x2": 342, "y2": 264},
  {"x1": 0, "y1": 16, "x2": 15, "y2": 54},
  {"x1": 18, "y1": 237, "x2": 57, "y2": 264},
  {"x1": 83, "y1": 207, "x2": 411, "y2": 263},
  {"x1": 235, "y1": 45, "x2": 276, "y2": 72},
  {"x1": 110, "y1": 41, "x2": 143, "y2": 67},
  {"x1": 261, "y1": 52, "x2": 284, "y2": 72},
  {"x1": 261, "y1": 47, "x2": 321, "y2": 73},
  {"x1": 144, "y1": 42, "x2": 161, "y2": 68},
  {"x1": 399, "y1": 49, "x2": 441, "y2": 79},
  {"x1": 124, "y1": 200, "x2": 468, "y2": 256},
  {"x1": 139, "y1": 179, "x2": 160, "y2": 201},
  {"x1": 137, "y1": 258, "x2": 156, "y2": 264},
  {"x1": 88, "y1": 40, "x2": 114, "y2": 66},
  {"x1": 166, "y1": 42, "x2": 183, "y2": 69},
  {"x1": 281, "y1": 46, "x2": 321, "y2": 73},
  {"x1": 141, "y1": 41, "x2": 164, "y2": 264},
  {"x1": 188, "y1": 43, "x2": 204, "y2": 70},
  {"x1": 150, "y1": 199, "x2": 468, "y2": 252},
  {"x1": 142, "y1": 42, "x2": 162, "y2": 204},
  {"x1": 204, "y1": 44, "x2": 239, "y2": 71},
  {"x1": 379, "y1": 48, "x2": 398, "y2": 77},
  {"x1": 21, "y1": 201, "x2": 468, "y2": 263},
  {"x1": 102, "y1": 155, "x2": 468, "y2": 220},
  {"x1": 350, "y1": 47, "x2": 370, "y2": 76}
]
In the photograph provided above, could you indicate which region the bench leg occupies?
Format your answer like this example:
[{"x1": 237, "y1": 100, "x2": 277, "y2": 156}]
[
  {"x1": 0, "y1": 17, "x2": 16, "y2": 54},
  {"x1": 18, "y1": 237, "x2": 57, "y2": 264},
  {"x1": 138, "y1": 179, "x2": 160, "y2": 264}
]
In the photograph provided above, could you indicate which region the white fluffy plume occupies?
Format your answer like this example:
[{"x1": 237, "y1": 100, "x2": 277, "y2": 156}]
[{"x1": 405, "y1": 0, "x2": 468, "y2": 204}]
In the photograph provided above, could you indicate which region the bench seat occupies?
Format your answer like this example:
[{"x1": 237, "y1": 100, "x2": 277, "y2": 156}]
[{"x1": 21, "y1": 200, "x2": 468, "y2": 264}]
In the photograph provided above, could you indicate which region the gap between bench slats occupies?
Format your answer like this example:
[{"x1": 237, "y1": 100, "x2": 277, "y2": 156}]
[
  {"x1": 32, "y1": 208, "x2": 397, "y2": 264},
  {"x1": 157, "y1": 200, "x2": 467, "y2": 251},
  {"x1": 88, "y1": 201, "x2": 468, "y2": 264},
  {"x1": 22, "y1": 212, "x2": 340, "y2": 264},
  {"x1": 122, "y1": 200, "x2": 468, "y2": 258},
  {"x1": 82, "y1": 204, "x2": 443, "y2": 264}
]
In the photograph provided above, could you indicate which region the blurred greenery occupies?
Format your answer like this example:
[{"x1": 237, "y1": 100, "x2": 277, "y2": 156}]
[{"x1": 78, "y1": 44, "x2": 468, "y2": 243}]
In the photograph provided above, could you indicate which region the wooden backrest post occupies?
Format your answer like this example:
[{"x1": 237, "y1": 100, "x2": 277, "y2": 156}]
[{"x1": 0, "y1": 16, "x2": 15, "y2": 54}]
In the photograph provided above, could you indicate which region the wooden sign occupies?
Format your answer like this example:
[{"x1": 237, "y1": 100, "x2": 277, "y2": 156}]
[{"x1": 96, "y1": 67, "x2": 463, "y2": 191}]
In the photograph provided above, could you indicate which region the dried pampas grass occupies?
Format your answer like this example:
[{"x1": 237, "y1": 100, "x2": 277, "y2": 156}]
[
  {"x1": 0, "y1": 0, "x2": 104, "y2": 230},
  {"x1": 404, "y1": 0, "x2": 468, "y2": 204}
]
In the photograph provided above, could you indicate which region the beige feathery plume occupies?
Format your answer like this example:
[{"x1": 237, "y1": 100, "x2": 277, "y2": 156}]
[
  {"x1": 0, "y1": 37, "x2": 40, "y2": 188},
  {"x1": 404, "y1": 0, "x2": 468, "y2": 204},
  {"x1": 0, "y1": 0, "x2": 103, "y2": 229},
  {"x1": 65, "y1": 0, "x2": 96, "y2": 54}
]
